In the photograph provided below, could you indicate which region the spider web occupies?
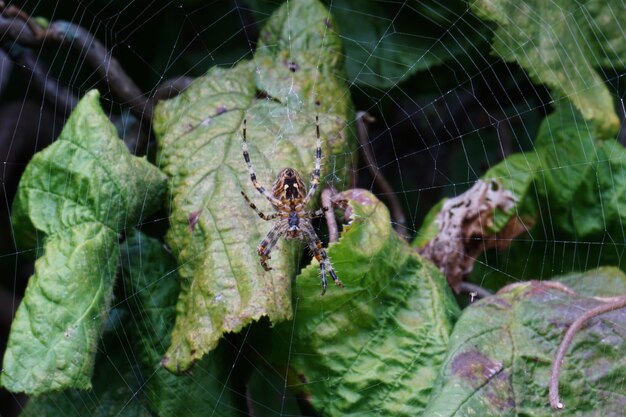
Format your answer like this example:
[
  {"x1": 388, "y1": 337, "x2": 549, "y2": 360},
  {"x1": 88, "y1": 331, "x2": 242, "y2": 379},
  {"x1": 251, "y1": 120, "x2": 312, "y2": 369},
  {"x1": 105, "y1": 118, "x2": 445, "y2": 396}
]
[{"x1": 1, "y1": 0, "x2": 625, "y2": 416}]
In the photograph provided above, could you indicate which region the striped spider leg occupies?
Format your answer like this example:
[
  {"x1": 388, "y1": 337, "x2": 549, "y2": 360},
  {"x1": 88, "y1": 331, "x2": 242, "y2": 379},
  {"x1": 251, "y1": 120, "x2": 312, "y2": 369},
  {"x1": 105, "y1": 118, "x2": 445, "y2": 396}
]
[
  {"x1": 300, "y1": 221, "x2": 343, "y2": 295},
  {"x1": 240, "y1": 115, "x2": 343, "y2": 294}
]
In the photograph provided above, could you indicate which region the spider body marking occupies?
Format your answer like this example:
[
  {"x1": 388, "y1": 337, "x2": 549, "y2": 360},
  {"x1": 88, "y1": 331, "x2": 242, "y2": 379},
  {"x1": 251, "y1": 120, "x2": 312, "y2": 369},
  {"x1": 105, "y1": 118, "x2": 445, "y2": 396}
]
[{"x1": 240, "y1": 116, "x2": 343, "y2": 295}]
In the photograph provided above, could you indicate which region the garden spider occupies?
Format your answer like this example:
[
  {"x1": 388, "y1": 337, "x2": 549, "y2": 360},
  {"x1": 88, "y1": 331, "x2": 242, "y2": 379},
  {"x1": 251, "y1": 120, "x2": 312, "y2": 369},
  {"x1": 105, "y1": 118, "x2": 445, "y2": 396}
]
[{"x1": 240, "y1": 115, "x2": 344, "y2": 295}]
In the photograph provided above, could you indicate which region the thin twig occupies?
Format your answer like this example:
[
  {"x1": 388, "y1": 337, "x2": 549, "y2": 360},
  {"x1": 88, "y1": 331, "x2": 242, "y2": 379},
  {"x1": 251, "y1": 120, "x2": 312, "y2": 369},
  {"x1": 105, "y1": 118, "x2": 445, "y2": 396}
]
[
  {"x1": 355, "y1": 111, "x2": 406, "y2": 235},
  {"x1": 0, "y1": 3, "x2": 151, "y2": 124},
  {"x1": 321, "y1": 188, "x2": 338, "y2": 243},
  {"x1": 151, "y1": 76, "x2": 194, "y2": 103},
  {"x1": 458, "y1": 281, "x2": 492, "y2": 300},
  {"x1": 0, "y1": 47, "x2": 12, "y2": 95},
  {"x1": 10, "y1": 47, "x2": 78, "y2": 115},
  {"x1": 549, "y1": 295, "x2": 626, "y2": 410}
]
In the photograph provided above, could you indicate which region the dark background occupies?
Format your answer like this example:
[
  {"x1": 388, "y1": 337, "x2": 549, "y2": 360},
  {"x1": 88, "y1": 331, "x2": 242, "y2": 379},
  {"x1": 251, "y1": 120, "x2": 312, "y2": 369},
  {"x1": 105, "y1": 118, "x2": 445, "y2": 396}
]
[{"x1": 0, "y1": 1, "x2": 561, "y2": 415}]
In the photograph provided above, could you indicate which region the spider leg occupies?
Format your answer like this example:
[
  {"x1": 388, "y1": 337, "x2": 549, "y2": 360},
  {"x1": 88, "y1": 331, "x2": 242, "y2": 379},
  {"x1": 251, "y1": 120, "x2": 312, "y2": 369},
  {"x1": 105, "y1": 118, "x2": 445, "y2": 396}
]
[
  {"x1": 301, "y1": 195, "x2": 349, "y2": 219},
  {"x1": 301, "y1": 221, "x2": 343, "y2": 295},
  {"x1": 257, "y1": 221, "x2": 287, "y2": 271},
  {"x1": 242, "y1": 118, "x2": 284, "y2": 207},
  {"x1": 303, "y1": 206, "x2": 328, "y2": 219},
  {"x1": 303, "y1": 114, "x2": 322, "y2": 204},
  {"x1": 241, "y1": 191, "x2": 280, "y2": 221}
]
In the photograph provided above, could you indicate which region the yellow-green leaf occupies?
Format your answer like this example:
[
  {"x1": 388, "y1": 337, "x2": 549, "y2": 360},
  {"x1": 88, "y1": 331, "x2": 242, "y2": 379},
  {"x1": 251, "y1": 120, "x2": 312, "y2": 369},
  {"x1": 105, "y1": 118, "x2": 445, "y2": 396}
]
[{"x1": 154, "y1": 0, "x2": 353, "y2": 372}]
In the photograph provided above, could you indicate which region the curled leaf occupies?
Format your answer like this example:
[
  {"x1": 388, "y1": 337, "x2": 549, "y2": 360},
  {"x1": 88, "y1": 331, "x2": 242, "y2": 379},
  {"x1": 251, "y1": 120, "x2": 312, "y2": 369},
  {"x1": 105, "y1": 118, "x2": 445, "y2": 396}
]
[
  {"x1": 1, "y1": 90, "x2": 165, "y2": 394},
  {"x1": 418, "y1": 179, "x2": 526, "y2": 292},
  {"x1": 270, "y1": 189, "x2": 459, "y2": 416}
]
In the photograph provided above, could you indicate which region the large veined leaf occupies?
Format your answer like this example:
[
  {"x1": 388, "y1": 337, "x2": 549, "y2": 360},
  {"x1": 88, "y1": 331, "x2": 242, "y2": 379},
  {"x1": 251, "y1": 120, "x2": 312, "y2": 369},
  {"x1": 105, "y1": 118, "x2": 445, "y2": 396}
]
[
  {"x1": 483, "y1": 104, "x2": 626, "y2": 237},
  {"x1": 22, "y1": 231, "x2": 242, "y2": 416},
  {"x1": 154, "y1": 0, "x2": 353, "y2": 372},
  {"x1": 557, "y1": 267, "x2": 626, "y2": 298},
  {"x1": 269, "y1": 190, "x2": 459, "y2": 416},
  {"x1": 471, "y1": 0, "x2": 620, "y2": 138},
  {"x1": 1, "y1": 90, "x2": 166, "y2": 395},
  {"x1": 423, "y1": 280, "x2": 626, "y2": 416},
  {"x1": 582, "y1": 2, "x2": 626, "y2": 69},
  {"x1": 532, "y1": 102, "x2": 598, "y2": 212}
]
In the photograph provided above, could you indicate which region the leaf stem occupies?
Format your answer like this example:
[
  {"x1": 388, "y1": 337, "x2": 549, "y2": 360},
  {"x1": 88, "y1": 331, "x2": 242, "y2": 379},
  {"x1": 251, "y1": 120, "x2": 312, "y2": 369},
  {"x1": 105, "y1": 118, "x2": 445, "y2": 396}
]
[
  {"x1": 355, "y1": 111, "x2": 406, "y2": 236},
  {"x1": 549, "y1": 294, "x2": 626, "y2": 409},
  {"x1": 322, "y1": 188, "x2": 339, "y2": 243},
  {"x1": 458, "y1": 282, "x2": 492, "y2": 300},
  {"x1": 9, "y1": 48, "x2": 78, "y2": 116}
]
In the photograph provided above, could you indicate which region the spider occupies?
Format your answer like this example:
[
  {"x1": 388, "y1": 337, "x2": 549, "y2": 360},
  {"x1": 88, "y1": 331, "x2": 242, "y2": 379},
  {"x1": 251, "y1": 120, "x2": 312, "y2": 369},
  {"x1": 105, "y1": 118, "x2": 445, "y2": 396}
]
[{"x1": 240, "y1": 115, "x2": 344, "y2": 295}]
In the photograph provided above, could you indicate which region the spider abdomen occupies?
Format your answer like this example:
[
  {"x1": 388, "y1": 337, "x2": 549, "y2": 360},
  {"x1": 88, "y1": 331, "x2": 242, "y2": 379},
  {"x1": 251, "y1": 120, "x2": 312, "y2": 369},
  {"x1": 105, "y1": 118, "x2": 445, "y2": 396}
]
[{"x1": 272, "y1": 167, "x2": 307, "y2": 204}]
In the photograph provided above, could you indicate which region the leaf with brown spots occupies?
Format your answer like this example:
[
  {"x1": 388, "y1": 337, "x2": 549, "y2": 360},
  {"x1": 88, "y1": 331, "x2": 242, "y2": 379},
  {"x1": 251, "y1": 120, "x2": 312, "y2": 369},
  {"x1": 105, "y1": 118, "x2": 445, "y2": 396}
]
[
  {"x1": 154, "y1": 0, "x2": 353, "y2": 372},
  {"x1": 423, "y1": 280, "x2": 626, "y2": 416}
]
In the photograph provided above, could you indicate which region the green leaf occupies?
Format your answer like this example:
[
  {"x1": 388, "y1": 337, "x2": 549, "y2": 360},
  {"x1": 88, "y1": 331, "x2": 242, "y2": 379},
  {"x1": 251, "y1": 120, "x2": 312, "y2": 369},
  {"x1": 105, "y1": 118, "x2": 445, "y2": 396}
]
[
  {"x1": 247, "y1": 0, "x2": 488, "y2": 88},
  {"x1": 592, "y1": 140, "x2": 626, "y2": 231},
  {"x1": 423, "y1": 280, "x2": 626, "y2": 416},
  {"x1": 471, "y1": 0, "x2": 620, "y2": 138},
  {"x1": 484, "y1": 105, "x2": 626, "y2": 238},
  {"x1": 579, "y1": 1, "x2": 626, "y2": 69},
  {"x1": 532, "y1": 105, "x2": 626, "y2": 237},
  {"x1": 557, "y1": 267, "x2": 626, "y2": 298},
  {"x1": 483, "y1": 152, "x2": 537, "y2": 206},
  {"x1": 1, "y1": 90, "x2": 165, "y2": 395},
  {"x1": 23, "y1": 230, "x2": 244, "y2": 416},
  {"x1": 255, "y1": 0, "x2": 345, "y2": 115},
  {"x1": 412, "y1": 198, "x2": 446, "y2": 249},
  {"x1": 21, "y1": 334, "x2": 155, "y2": 417},
  {"x1": 332, "y1": 0, "x2": 487, "y2": 88},
  {"x1": 483, "y1": 152, "x2": 538, "y2": 231},
  {"x1": 271, "y1": 190, "x2": 459, "y2": 416},
  {"x1": 533, "y1": 103, "x2": 597, "y2": 209},
  {"x1": 120, "y1": 231, "x2": 241, "y2": 417},
  {"x1": 154, "y1": 0, "x2": 353, "y2": 372}
]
